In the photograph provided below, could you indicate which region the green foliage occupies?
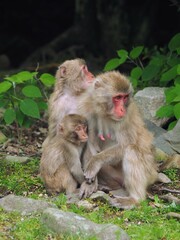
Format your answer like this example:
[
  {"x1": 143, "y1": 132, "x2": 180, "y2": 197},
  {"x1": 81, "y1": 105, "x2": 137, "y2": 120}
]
[
  {"x1": 163, "y1": 168, "x2": 179, "y2": 181},
  {"x1": 0, "y1": 70, "x2": 55, "y2": 133},
  {"x1": 104, "y1": 33, "x2": 180, "y2": 129}
]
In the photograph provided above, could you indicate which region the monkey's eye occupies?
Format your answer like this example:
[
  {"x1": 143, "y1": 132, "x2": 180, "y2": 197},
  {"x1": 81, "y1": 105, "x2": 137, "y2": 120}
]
[
  {"x1": 75, "y1": 126, "x2": 81, "y2": 131},
  {"x1": 114, "y1": 95, "x2": 122, "y2": 101},
  {"x1": 124, "y1": 95, "x2": 128, "y2": 101}
]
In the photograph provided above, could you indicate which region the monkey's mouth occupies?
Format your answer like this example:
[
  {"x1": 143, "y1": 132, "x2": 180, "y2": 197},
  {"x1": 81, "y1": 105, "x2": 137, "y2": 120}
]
[
  {"x1": 111, "y1": 115, "x2": 124, "y2": 122},
  {"x1": 81, "y1": 137, "x2": 88, "y2": 142}
]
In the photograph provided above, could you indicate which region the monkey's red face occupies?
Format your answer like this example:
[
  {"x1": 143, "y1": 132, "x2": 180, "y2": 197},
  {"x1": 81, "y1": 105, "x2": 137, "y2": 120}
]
[{"x1": 112, "y1": 93, "x2": 129, "y2": 119}]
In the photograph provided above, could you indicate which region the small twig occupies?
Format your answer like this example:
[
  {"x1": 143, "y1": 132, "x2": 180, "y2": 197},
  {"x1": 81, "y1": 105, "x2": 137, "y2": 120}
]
[
  {"x1": 153, "y1": 185, "x2": 180, "y2": 194},
  {"x1": 159, "y1": 187, "x2": 180, "y2": 194}
]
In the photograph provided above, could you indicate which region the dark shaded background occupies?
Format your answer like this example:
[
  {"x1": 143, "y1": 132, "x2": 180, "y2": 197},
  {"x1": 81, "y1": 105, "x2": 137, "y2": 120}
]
[{"x1": 0, "y1": 0, "x2": 179, "y2": 72}]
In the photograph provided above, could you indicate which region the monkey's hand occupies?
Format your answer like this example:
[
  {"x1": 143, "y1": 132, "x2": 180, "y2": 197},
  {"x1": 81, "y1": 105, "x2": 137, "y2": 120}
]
[
  {"x1": 79, "y1": 179, "x2": 98, "y2": 199},
  {"x1": 84, "y1": 159, "x2": 101, "y2": 184}
]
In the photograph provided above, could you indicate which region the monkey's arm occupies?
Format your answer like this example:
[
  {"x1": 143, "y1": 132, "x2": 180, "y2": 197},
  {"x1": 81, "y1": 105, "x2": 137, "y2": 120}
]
[
  {"x1": 65, "y1": 149, "x2": 85, "y2": 184},
  {"x1": 84, "y1": 144, "x2": 123, "y2": 184}
]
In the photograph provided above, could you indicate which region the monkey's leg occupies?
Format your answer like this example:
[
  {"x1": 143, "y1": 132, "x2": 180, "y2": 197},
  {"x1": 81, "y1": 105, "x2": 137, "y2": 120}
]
[
  {"x1": 109, "y1": 196, "x2": 138, "y2": 209},
  {"x1": 61, "y1": 169, "x2": 78, "y2": 194},
  {"x1": 110, "y1": 145, "x2": 147, "y2": 209}
]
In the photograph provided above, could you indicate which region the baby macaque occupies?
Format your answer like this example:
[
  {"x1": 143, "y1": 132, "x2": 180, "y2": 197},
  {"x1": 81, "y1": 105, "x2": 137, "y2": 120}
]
[{"x1": 40, "y1": 114, "x2": 88, "y2": 195}]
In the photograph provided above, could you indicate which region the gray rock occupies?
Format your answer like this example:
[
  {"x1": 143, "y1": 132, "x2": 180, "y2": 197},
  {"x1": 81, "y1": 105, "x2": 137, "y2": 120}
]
[
  {"x1": 0, "y1": 194, "x2": 57, "y2": 215},
  {"x1": 90, "y1": 190, "x2": 111, "y2": 202},
  {"x1": 5, "y1": 155, "x2": 30, "y2": 163},
  {"x1": 154, "y1": 135, "x2": 176, "y2": 155},
  {"x1": 145, "y1": 119, "x2": 179, "y2": 155},
  {"x1": 163, "y1": 119, "x2": 180, "y2": 154},
  {"x1": 41, "y1": 208, "x2": 130, "y2": 240},
  {"x1": 77, "y1": 200, "x2": 96, "y2": 210},
  {"x1": 134, "y1": 87, "x2": 168, "y2": 126},
  {"x1": 145, "y1": 119, "x2": 167, "y2": 138}
]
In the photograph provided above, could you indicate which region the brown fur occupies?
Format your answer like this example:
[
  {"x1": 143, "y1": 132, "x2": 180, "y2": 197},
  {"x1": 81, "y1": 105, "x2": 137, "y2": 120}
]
[
  {"x1": 79, "y1": 71, "x2": 158, "y2": 208},
  {"x1": 43, "y1": 58, "x2": 94, "y2": 147},
  {"x1": 40, "y1": 114, "x2": 88, "y2": 195}
]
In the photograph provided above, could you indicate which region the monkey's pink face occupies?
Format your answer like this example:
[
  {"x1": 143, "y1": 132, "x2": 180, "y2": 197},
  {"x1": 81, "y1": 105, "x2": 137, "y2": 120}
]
[
  {"x1": 75, "y1": 124, "x2": 88, "y2": 142},
  {"x1": 81, "y1": 65, "x2": 94, "y2": 89},
  {"x1": 112, "y1": 93, "x2": 129, "y2": 120}
]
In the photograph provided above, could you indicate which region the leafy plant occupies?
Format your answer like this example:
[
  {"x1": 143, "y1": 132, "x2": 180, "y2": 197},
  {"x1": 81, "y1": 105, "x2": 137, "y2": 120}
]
[
  {"x1": 0, "y1": 70, "x2": 55, "y2": 137},
  {"x1": 163, "y1": 168, "x2": 179, "y2": 181},
  {"x1": 104, "y1": 33, "x2": 180, "y2": 129}
]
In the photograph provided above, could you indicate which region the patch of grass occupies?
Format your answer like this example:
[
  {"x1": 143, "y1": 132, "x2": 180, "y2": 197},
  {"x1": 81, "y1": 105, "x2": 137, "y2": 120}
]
[
  {"x1": 0, "y1": 208, "x2": 56, "y2": 240},
  {"x1": 0, "y1": 159, "x2": 179, "y2": 239},
  {"x1": 0, "y1": 159, "x2": 45, "y2": 198}
]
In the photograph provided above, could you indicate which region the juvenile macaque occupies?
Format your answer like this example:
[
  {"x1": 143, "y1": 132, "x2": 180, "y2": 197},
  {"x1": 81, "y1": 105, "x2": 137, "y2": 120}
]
[
  {"x1": 40, "y1": 114, "x2": 88, "y2": 195},
  {"x1": 43, "y1": 58, "x2": 94, "y2": 147},
  {"x1": 79, "y1": 71, "x2": 158, "y2": 208}
]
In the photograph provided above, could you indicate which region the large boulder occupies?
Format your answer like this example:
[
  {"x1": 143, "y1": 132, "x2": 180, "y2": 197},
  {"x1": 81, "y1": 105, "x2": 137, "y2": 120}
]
[{"x1": 134, "y1": 87, "x2": 168, "y2": 126}]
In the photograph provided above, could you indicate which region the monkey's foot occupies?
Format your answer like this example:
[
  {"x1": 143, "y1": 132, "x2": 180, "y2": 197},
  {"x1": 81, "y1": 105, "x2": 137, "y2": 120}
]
[
  {"x1": 109, "y1": 197, "x2": 137, "y2": 210},
  {"x1": 79, "y1": 181, "x2": 98, "y2": 199}
]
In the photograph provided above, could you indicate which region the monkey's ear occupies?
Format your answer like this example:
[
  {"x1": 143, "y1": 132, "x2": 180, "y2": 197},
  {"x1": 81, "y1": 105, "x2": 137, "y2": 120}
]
[{"x1": 59, "y1": 66, "x2": 66, "y2": 77}]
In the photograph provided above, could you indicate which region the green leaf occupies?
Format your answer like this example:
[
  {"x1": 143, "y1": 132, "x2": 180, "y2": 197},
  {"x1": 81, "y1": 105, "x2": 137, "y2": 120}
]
[
  {"x1": 104, "y1": 58, "x2": 121, "y2": 71},
  {"x1": 0, "y1": 81, "x2": 12, "y2": 93},
  {"x1": 130, "y1": 46, "x2": 143, "y2": 59},
  {"x1": 117, "y1": 49, "x2": 128, "y2": 58},
  {"x1": 23, "y1": 118, "x2": 33, "y2": 128},
  {"x1": 4, "y1": 109, "x2": 16, "y2": 124},
  {"x1": 168, "y1": 33, "x2": 180, "y2": 52},
  {"x1": 173, "y1": 95, "x2": 180, "y2": 102},
  {"x1": 150, "y1": 56, "x2": 164, "y2": 67},
  {"x1": 5, "y1": 71, "x2": 34, "y2": 83},
  {"x1": 156, "y1": 105, "x2": 174, "y2": 118},
  {"x1": 116, "y1": 50, "x2": 128, "y2": 65},
  {"x1": 20, "y1": 99, "x2": 40, "y2": 119},
  {"x1": 16, "y1": 109, "x2": 24, "y2": 126},
  {"x1": 160, "y1": 65, "x2": 178, "y2": 82},
  {"x1": 167, "y1": 57, "x2": 180, "y2": 67},
  {"x1": 22, "y1": 85, "x2": 42, "y2": 98},
  {"x1": 175, "y1": 76, "x2": 180, "y2": 85},
  {"x1": 142, "y1": 64, "x2": 160, "y2": 81},
  {"x1": 177, "y1": 47, "x2": 180, "y2": 55},
  {"x1": 129, "y1": 77, "x2": 138, "y2": 88},
  {"x1": 165, "y1": 87, "x2": 177, "y2": 103},
  {"x1": 177, "y1": 64, "x2": 180, "y2": 75},
  {"x1": 168, "y1": 120, "x2": 177, "y2": 130},
  {"x1": 174, "y1": 103, "x2": 180, "y2": 119},
  {"x1": 40, "y1": 73, "x2": 55, "y2": 86},
  {"x1": 130, "y1": 67, "x2": 142, "y2": 79},
  {"x1": 37, "y1": 101, "x2": 48, "y2": 110}
]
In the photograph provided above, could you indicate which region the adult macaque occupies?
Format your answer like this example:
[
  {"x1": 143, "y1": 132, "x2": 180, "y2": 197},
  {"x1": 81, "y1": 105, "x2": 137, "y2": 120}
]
[
  {"x1": 43, "y1": 58, "x2": 94, "y2": 147},
  {"x1": 79, "y1": 71, "x2": 158, "y2": 208},
  {"x1": 40, "y1": 114, "x2": 88, "y2": 195}
]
